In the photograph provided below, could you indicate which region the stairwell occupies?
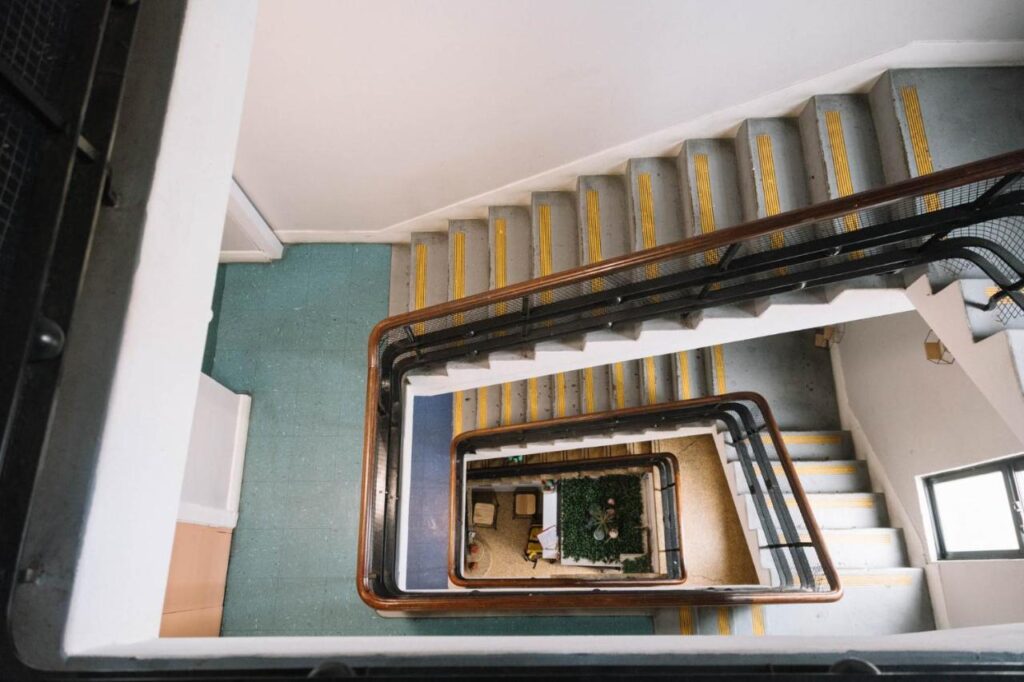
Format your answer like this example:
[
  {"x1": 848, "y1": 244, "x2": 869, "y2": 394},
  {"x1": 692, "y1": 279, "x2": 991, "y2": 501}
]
[{"x1": 385, "y1": 66, "x2": 1024, "y2": 633}]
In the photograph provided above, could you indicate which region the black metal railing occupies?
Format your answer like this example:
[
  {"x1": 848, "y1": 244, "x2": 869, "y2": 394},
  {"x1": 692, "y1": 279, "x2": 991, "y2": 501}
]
[{"x1": 360, "y1": 149, "x2": 1024, "y2": 611}]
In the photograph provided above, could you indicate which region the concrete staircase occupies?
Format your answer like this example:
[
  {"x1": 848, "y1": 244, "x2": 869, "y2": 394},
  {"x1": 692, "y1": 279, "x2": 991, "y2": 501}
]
[
  {"x1": 660, "y1": 331, "x2": 933, "y2": 636},
  {"x1": 388, "y1": 67, "x2": 1024, "y2": 442}
]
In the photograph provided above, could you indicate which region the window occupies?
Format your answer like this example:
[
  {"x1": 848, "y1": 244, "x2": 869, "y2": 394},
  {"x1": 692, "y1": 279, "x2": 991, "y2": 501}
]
[{"x1": 925, "y1": 456, "x2": 1024, "y2": 560}]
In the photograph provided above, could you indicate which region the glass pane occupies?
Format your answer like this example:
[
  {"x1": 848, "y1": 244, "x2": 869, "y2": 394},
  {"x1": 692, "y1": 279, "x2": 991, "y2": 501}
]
[{"x1": 932, "y1": 470, "x2": 1019, "y2": 554}]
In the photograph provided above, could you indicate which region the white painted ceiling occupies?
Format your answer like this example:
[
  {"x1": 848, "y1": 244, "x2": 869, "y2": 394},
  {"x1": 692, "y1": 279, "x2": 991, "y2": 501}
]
[{"x1": 234, "y1": 0, "x2": 1024, "y2": 243}]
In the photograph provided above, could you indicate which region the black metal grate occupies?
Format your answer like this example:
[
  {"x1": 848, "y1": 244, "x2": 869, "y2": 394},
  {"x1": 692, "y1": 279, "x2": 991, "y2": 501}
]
[
  {"x1": 0, "y1": 95, "x2": 43, "y2": 302},
  {"x1": 0, "y1": 0, "x2": 76, "y2": 99}
]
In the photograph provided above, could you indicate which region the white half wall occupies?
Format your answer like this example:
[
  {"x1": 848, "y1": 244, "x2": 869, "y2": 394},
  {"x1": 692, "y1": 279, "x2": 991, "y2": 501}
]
[
  {"x1": 178, "y1": 374, "x2": 251, "y2": 529},
  {"x1": 831, "y1": 310, "x2": 1024, "y2": 629},
  {"x1": 62, "y1": 0, "x2": 258, "y2": 655},
  {"x1": 906, "y1": 275, "x2": 1024, "y2": 444}
]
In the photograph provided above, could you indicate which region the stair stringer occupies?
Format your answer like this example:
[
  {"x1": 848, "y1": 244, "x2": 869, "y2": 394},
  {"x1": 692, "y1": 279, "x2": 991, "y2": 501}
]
[
  {"x1": 408, "y1": 287, "x2": 913, "y2": 395},
  {"x1": 905, "y1": 274, "x2": 1024, "y2": 444}
]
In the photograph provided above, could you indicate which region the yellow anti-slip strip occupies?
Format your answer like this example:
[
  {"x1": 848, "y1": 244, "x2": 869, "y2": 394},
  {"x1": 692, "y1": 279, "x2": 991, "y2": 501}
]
[
  {"x1": 555, "y1": 373, "x2": 567, "y2": 417},
  {"x1": 770, "y1": 495, "x2": 875, "y2": 510},
  {"x1": 751, "y1": 604, "x2": 766, "y2": 636},
  {"x1": 585, "y1": 189, "x2": 605, "y2": 292},
  {"x1": 717, "y1": 607, "x2": 732, "y2": 635},
  {"x1": 452, "y1": 391, "x2": 464, "y2": 436},
  {"x1": 842, "y1": 573, "x2": 915, "y2": 587},
  {"x1": 762, "y1": 433, "x2": 842, "y2": 446},
  {"x1": 493, "y1": 217, "x2": 509, "y2": 315},
  {"x1": 413, "y1": 243, "x2": 428, "y2": 310},
  {"x1": 638, "y1": 172, "x2": 660, "y2": 279},
  {"x1": 612, "y1": 362, "x2": 627, "y2": 409},
  {"x1": 678, "y1": 607, "x2": 695, "y2": 635},
  {"x1": 452, "y1": 231, "x2": 466, "y2": 324},
  {"x1": 755, "y1": 134, "x2": 786, "y2": 250},
  {"x1": 823, "y1": 110, "x2": 863, "y2": 243},
  {"x1": 502, "y1": 382, "x2": 513, "y2": 425},
  {"x1": 694, "y1": 153, "x2": 720, "y2": 265},
  {"x1": 800, "y1": 530, "x2": 893, "y2": 545},
  {"x1": 676, "y1": 351, "x2": 691, "y2": 400},
  {"x1": 899, "y1": 85, "x2": 940, "y2": 212},
  {"x1": 643, "y1": 356, "x2": 658, "y2": 405},
  {"x1": 803, "y1": 495, "x2": 875, "y2": 509},
  {"x1": 413, "y1": 242, "x2": 428, "y2": 334},
  {"x1": 773, "y1": 462, "x2": 858, "y2": 475},
  {"x1": 712, "y1": 345, "x2": 727, "y2": 394},
  {"x1": 583, "y1": 367, "x2": 596, "y2": 413},
  {"x1": 527, "y1": 377, "x2": 538, "y2": 422},
  {"x1": 538, "y1": 204, "x2": 554, "y2": 305}
]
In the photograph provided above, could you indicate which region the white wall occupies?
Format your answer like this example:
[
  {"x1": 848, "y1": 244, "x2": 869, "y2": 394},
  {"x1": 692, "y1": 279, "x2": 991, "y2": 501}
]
[
  {"x1": 235, "y1": 0, "x2": 1024, "y2": 241},
  {"x1": 832, "y1": 310, "x2": 1024, "y2": 629},
  {"x1": 62, "y1": 0, "x2": 258, "y2": 654},
  {"x1": 178, "y1": 375, "x2": 251, "y2": 529}
]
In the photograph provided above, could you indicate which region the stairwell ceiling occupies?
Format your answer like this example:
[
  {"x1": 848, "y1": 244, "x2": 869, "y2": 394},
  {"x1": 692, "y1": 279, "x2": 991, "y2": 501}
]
[{"x1": 234, "y1": 0, "x2": 1024, "y2": 243}]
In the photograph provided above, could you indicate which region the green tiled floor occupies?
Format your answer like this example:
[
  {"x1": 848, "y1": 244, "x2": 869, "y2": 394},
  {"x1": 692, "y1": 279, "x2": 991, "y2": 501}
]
[{"x1": 211, "y1": 244, "x2": 652, "y2": 636}]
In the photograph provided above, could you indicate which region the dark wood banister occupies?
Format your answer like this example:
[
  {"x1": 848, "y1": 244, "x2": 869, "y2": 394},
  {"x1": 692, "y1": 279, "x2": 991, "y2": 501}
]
[
  {"x1": 358, "y1": 149, "x2": 1024, "y2": 610},
  {"x1": 445, "y1": 394, "x2": 837, "y2": 596}
]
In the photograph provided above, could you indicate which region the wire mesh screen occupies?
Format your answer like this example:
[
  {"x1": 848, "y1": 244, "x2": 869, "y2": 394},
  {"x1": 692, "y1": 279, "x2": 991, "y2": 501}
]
[
  {"x1": 0, "y1": 0, "x2": 76, "y2": 99},
  {"x1": 381, "y1": 170, "x2": 1024, "y2": 373},
  {"x1": 0, "y1": 96, "x2": 44, "y2": 304}
]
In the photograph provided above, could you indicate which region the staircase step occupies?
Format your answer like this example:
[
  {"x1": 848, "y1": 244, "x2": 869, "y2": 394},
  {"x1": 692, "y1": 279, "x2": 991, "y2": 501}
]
[
  {"x1": 735, "y1": 117, "x2": 811, "y2": 224},
  {"x1": 525, "y1": 375, "x2": 553, "y2": 422},
  {"x1": 452, "y1": 388, "x2": 477, "y2": 436},
  {"x1": 474, "y1": 383, "x2": 503, "y2": 430},
  {"x1": 761, "y1": 568, "x2": 935, "y2": 635},
  {"x1": 735, "y1": 459, "x2": 869, "y2": 493},
  {"x1": 609, "y1": 359, "x2": 643, "y2": 409},
  {"x1": 743, "y1": 492, "x2": 888, "y2": 530},
  {"x1": 870, "y1": 67, "x2": 1024, "y2": 184},
  {"x1": 625, "y1": 157, "x2": 685, "y2": 253},
  {"x1": 798, "y1": 94, "x2": 886, "y2": 240},
  {"x1": 678, "y1": 139, "x2": 744, "y2": 245},
  {"x1": 577, "y1": 175, "x2": 631, "y2": 265},
  {"x1": 579, "y1": 364, "x2": 612, "y2": 414},
  {"x1": 408, "y1": 232, "x2": 448, "y2": 312},
  {"x1": 960, "y1": 279, "x2": 1024, "y2": 340},
  {"x1": 726, "y1": 430, "x2": 853, "y2": 461},
  {"x1": 705, "y1": 330, "x2": 840, "y2": 430},
  {"x1": 676, "y1": 568, "x2": 933, "y2": 636},
  {"x1": 758, "y1": 528, "x2": 909, "y2": 571},
  {"x1": 797, "y1": 94, "x2": 902, "y2": 296},
  {"x1": 870, "y1": 67, "x2": 1024, "y2": 285},
  {"x1": 388, "y1": 244, "x2": 410, "y2": 316},
  {"x1": 640, "y1": 354, "x2": 674, "y2": 405},
  {"x1": 448, "y1": 219, "x2": 490, "y2": 301},
  {"x1": 489, "y1": 205, "x2": 533, "y2": 286},
  {"x1": 672, "y1": 348, "x2": 708, "y2": 401},
  {"x1": 531, "y1": 191, "x2": 579, "y2": 280},
  {"x1": 551, "y1": 370, "x2": 581, "y2": 419}
]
